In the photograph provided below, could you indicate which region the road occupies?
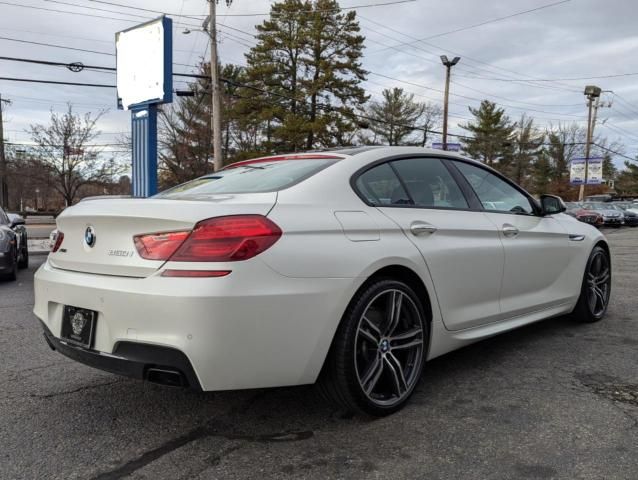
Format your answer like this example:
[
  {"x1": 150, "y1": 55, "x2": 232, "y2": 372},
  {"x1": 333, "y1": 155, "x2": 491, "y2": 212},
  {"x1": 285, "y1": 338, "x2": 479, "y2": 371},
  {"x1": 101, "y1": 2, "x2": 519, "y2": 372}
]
[{"x1": 1, "y1": 229, "x2": 637, "y2": 479}]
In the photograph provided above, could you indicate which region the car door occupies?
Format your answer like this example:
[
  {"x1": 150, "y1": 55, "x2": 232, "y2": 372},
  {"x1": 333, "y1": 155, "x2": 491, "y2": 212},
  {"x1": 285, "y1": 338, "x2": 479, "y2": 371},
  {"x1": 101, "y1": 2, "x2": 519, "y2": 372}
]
[
  {"x1": 452, "y1": 160, "x2": 572, "y2": 317},
  {"x1": 355, "y1": 156, "x2": 505, "y2": 330}
]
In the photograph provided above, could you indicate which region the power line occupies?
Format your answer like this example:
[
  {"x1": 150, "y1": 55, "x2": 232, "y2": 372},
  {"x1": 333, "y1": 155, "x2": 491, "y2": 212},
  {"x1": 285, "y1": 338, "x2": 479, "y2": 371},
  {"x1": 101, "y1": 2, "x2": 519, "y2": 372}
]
[
  {"x1": 423, "y1": 0, "x2": 570, "y2": 41},
  {"x1": 370, "y1": 1, "x2": 570, "y2": 47},
  {"x1": 0, "y1": 35, "x2": 114, "y2": 56},
  {"x1": 44, "y1": 0, "x2": 150, "y2": 20},
  {"x1": 456, "y1": 72, "x2": 638, "y2": 82},
  {"x1": 359, "y1": 16, "x2": 582, "y2": 95},
  {"x1": 0, "y1": 76, "x2": 115, "y2": 88},
  {"x1": 86, "y1": 0, "x2": 417, "y2": 17}
]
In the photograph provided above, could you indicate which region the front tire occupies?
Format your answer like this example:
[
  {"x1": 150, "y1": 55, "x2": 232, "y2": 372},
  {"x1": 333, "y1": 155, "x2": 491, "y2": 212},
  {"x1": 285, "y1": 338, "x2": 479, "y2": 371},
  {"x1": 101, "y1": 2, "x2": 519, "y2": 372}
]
[
  {"x1": 318, "y1": 279, "x2": 428, "y2": 416},
  {"x1": 572, "y1": 245, "x2": 611, "y2": 323}
]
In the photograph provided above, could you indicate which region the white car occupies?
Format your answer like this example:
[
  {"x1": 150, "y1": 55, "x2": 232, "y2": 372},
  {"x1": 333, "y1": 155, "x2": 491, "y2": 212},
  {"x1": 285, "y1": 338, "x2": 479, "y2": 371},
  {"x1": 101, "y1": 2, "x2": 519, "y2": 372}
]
[{"x1": 34, "y1": 147, "x2": 611, "y2": 416}]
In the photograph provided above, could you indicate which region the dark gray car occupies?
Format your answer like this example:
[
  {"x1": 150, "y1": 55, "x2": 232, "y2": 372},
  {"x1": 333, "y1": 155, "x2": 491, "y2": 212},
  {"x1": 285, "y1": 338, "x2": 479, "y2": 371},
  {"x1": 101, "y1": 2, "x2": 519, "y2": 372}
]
[{"x1": 0, "y1": 208, "x2": 28, "y2": 281}]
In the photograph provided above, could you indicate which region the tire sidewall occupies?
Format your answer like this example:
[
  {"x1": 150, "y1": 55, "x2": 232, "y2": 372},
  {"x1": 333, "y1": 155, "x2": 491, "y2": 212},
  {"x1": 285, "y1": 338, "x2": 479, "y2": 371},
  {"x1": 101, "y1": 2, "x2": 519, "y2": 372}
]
[
  {"x1": 341, "y1": 279, "x2": 429, "y2": 416},
  {"x1": 578, "y1": 245, "x2": 611, "y2": 322}
]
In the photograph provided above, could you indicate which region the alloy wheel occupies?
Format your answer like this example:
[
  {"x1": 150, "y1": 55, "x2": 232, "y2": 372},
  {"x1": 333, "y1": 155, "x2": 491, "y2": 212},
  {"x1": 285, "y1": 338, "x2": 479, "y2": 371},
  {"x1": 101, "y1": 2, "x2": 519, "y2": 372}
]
[
  {"x1": 586, "y1": 250, "x2": 611, "y2": 317},
  {"x1": 354, "y1": 289, "x2": 424, "y2": 407}
]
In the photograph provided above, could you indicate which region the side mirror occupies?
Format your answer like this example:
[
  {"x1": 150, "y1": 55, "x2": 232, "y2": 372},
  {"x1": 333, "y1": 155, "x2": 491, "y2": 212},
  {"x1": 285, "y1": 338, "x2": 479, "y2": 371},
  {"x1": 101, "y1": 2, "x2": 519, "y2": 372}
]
[
  {"x1": 7, "y1": 214, "x2": 25, "y2": 228},
  {"x1": 540, "y1": 194, "x2": 566, "y2": 216}
]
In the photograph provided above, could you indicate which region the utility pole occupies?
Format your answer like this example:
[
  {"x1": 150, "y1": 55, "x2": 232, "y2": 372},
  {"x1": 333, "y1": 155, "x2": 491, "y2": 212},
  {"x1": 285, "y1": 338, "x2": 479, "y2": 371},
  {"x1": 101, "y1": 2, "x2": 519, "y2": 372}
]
[
  {"x1": 206, "y1": 1, "x2": 229, "y2": 172},
  {"x1": 579, "y1": 85, "x2": 602, "y2": 201},
  {"x1": 440, "y1": 56, "x2": 460, "y2": 151},
  {"x1": 0, "y1": 94, "x2": 11, "y2": 209}
]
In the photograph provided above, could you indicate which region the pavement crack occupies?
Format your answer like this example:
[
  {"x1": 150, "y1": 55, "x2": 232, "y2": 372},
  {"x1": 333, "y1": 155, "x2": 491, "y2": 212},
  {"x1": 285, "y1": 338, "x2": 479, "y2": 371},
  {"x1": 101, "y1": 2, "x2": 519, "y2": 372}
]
[
  {"x1": 89, "y1": 391, "x2": 314, "y2": 480},
  {"x1": 30, "y1": 379, "x2": 124, "y2": 399}
]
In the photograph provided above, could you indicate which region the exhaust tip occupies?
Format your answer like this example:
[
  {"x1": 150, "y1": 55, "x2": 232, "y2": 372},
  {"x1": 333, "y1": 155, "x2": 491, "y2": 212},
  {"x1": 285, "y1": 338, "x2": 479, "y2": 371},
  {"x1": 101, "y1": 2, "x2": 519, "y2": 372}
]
[{"x1": 145, "y1": 367, "x2": 187, "y2": 388}]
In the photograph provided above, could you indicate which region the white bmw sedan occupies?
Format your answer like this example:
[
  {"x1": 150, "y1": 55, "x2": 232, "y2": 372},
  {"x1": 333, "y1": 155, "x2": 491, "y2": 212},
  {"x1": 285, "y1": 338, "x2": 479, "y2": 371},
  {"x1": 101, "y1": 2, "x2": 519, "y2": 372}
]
[{"x1": 34, "y1": 147, "x2": 611, "y2": 416}]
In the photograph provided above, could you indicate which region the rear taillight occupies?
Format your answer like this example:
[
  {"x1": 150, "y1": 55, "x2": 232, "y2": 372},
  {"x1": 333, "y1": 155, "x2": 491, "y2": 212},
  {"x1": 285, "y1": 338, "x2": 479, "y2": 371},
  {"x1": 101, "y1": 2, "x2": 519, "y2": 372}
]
[
  {"x1": 172, "y1": 215, "x2": 282, "y2": 262},
  {"x1": 134, "y1": 215, "x2": 282, "y2": 262},
  {"x1": 50, "y1": 230, "x2": 64, "y2": 252},
  {"x1": 134, "y1": 230, "x2": 190, "y2": 260}
]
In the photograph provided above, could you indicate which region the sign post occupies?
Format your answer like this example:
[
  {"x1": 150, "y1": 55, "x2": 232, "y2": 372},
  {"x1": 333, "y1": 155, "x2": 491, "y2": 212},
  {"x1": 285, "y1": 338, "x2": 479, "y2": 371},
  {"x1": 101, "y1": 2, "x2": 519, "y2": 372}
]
[
  {"x1": 570, "y1": 157, "x2": 603, "y2": 185},
  {"x1": 116, "y1": 16, "x2": 172, "y2": 197}
]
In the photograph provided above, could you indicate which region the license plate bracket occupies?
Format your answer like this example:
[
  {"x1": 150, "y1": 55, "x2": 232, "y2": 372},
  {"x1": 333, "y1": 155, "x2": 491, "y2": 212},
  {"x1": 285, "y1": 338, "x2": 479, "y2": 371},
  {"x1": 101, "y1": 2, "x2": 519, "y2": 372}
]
[{"x1": 61, "y1": 306, "x2": 97, "y2": 349}]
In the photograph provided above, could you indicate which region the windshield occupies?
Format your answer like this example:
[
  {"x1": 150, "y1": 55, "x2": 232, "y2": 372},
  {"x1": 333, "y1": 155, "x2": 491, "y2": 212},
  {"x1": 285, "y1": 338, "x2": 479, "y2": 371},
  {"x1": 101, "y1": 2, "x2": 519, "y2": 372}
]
[
  {"x1": 585, "y1": 203, "x2": 614, "y2": 211},
  {"x1": 155, "y1": 159, "x2": 339, "y2": 199}
]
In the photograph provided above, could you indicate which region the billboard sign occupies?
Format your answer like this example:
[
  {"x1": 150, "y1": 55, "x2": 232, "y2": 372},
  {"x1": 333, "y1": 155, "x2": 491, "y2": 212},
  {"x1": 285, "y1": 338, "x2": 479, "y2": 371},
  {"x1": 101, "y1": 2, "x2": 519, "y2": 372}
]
[
  {"x1": 569, "y1": 158, "x2": 586, "y2": 185},
  {"x1": 432, "y1": 142, "x2": 461, "y2": 152},
  {"x1": 116, "y1": 16, "x2": 173, "y2": 110},
  {"x1": 570, "y1": 157, "x2": 603, "y2": 185},
  {"x1": 586, "y1": 157, "x2": 603, "y2": 184}
]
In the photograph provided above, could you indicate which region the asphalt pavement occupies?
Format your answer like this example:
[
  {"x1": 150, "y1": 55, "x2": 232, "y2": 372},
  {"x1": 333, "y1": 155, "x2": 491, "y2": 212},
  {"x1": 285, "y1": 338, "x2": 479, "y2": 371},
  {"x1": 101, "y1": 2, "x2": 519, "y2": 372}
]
[{"x1": 1, "y1": 229, "x2": 637, "y2": 480}]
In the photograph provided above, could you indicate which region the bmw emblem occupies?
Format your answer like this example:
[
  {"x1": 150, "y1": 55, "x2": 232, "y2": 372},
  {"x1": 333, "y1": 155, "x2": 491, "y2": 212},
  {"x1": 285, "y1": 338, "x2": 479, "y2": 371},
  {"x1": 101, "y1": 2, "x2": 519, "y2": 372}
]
[{"x1": 85, "y1": 226, "x2": 96, "y2": 248}]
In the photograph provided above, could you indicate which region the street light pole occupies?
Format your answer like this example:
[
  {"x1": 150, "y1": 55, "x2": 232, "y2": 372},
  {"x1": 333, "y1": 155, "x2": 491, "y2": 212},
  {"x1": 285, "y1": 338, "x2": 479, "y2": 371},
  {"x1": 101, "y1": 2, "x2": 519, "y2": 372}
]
[
  {"x1": 440, "y1": 56, "x2": 460, "y2": 151},
  {"x1": 579, "y1": 85, "x2": 602, "y2": 202}
]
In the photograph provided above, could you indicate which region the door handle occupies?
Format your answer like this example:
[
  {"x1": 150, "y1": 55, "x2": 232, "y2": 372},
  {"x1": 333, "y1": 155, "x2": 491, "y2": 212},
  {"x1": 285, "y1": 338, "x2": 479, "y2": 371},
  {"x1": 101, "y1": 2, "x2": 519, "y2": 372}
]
[
  {"x1": 410, "y1": 222, "x2": 437, "y2": 236},
  {"x1": 502, "y1": 224, "x2": 519, "y2": 237}
]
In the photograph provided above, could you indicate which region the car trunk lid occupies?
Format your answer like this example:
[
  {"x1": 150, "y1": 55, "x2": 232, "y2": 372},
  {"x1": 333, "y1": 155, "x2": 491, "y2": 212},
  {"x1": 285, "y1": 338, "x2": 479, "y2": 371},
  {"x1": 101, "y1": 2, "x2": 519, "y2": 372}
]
[{"x1": 49, "y1": 194, "x2": 277, "y2": 277}]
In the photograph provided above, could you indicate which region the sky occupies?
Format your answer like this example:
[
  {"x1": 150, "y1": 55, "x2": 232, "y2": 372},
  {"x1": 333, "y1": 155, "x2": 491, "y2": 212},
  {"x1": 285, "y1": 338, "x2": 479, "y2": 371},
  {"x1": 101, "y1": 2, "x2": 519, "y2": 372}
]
[{"x1": 2, "y1": 0, "x2": 638, "y2": 168}]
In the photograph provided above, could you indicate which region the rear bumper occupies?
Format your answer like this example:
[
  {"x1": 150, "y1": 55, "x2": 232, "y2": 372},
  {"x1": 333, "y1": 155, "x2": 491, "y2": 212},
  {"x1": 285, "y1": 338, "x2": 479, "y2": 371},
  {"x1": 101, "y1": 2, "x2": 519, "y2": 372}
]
[
  {"x1": 0, "y1": 251, "x2": 14, "y2": 271},
  {"x1": 33, "y1": 259, "x2": 358, "y2": 391},
  {"x1": 40, "y1": 321, "x2": 202, "y2": 390}
]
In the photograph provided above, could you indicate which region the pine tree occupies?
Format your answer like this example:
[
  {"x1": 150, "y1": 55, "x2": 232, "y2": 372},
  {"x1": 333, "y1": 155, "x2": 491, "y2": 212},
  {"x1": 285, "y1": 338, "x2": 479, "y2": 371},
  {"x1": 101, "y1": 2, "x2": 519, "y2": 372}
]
[
  {"x1": 242, "y1": 0, "x2": 367, "y2": 151},
  {"x1": 511, "y1": 114, "x2": 544, "y2": 189},
  {"x1": 460, "y1": 100, "x2": 514, "y2": 170},
  {"x1": 366, "y1": 88, "x2": 425, "y2": 145},
  {"x1": 615, "y1": 161, "x2": 638, "y2": 195}
]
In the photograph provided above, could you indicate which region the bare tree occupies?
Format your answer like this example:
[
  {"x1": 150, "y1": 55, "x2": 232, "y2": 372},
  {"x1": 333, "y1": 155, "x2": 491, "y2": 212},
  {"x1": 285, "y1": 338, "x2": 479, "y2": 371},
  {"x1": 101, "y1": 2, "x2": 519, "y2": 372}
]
[{"x1": 29, "y1": 104, "x2": 123, "y2": 206}]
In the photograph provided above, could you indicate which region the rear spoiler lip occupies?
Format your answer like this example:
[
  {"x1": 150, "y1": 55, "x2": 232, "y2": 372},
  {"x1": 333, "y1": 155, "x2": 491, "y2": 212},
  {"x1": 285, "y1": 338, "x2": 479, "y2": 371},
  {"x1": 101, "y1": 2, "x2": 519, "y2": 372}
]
[
  {"x1": 223, "y1": 154, "x2": 346, "y2": 170},
  {"x1": 80, "y1": 195, "x2": 133, "y2": 202}
]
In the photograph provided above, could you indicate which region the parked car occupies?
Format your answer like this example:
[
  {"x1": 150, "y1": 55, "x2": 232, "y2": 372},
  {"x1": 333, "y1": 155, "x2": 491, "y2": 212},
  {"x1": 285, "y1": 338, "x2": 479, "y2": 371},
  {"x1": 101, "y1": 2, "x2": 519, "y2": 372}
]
[
  {"x1": 565, "y1": 202, "x2": 604, "y2": 227},
  {"x1": 33, "y1": 147, "x2": 612, "y2": 416},
  {"x1": 609, "y1": 204, "x2": 638, "y2": 227},
  {"x1": 582, "y1": 203, "x2": 624, "y2": 227},
  {"x1": 7, "y1": 213, "x2": 29, "y2": 267},
  {"x1": 0, "y1": 208, "x2": 27, "y2": 280},
  {"x1": 612, "y1": 202, "x2": 638, "y2": 216}
]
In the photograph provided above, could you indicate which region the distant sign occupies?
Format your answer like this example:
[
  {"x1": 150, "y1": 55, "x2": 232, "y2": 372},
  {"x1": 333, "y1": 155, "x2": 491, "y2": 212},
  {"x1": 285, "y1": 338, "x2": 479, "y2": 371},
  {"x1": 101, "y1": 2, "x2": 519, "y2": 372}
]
[
  {"x1": 432, "y1": 142, "x2": 461, "y2": 152},
  {"x1": 586, "y1": 157, "x2": 603, "y2": 184},
  {"x1": 569, "y1": 158, "x2": 586, "y2": 185},
  {"x1": 570, "y1": 157, "x2": 603, "y2": 185},
  {"x1": 116, "y1": 16, "x2": 173, "y2": 110}
]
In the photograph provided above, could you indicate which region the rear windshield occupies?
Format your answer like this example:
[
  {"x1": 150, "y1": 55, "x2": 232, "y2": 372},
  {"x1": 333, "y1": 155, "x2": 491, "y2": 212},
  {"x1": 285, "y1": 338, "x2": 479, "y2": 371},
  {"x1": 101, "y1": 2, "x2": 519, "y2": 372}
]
[{"x1": 155, "y1": 159, "x2": 338, "y2": 198}]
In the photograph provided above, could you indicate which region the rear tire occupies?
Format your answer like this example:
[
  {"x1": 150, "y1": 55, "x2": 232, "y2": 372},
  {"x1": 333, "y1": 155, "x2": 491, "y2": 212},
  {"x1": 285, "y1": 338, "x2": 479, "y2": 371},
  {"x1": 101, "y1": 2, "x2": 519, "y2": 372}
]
[
  {"x1": 318, "y1": 279, "x2": 428, "y2": 416},
  {"x1": 571, "y1": 245, "x2": 611, "y2": 323},
  {"x1": 18, "y1": 244, "x2": 29, "y2": 269}
]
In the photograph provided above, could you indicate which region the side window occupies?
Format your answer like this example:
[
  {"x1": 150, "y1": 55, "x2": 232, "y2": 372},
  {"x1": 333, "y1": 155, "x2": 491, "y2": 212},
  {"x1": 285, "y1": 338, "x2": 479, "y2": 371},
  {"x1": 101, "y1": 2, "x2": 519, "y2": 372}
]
[
  {"x1": 0, "y1": 209, "x2": 7, "y2": 225},
  {"x1": 355, "y1": 163, "x2": 410, "y2": 206},
  {"x1": 391, "y1": 158, "x2": 468, "y2": 209},
  {"x1": 454, "y1": 162, "x2": 534, "y2": 215}
]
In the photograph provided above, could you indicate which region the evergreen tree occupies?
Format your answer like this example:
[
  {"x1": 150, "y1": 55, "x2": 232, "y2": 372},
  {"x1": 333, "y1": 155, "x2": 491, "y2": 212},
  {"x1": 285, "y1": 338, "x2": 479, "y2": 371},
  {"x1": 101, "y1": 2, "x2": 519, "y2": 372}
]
[
  {"x1": 460, "y1": 100, "x2": 514, "y2": 170},
  {"x1": 242, "y1": 0, "x2": 367, "y2": 151},
  {"x1": 531, "y1": 151, "x2": 553, "y2": 195},
  {"x1": 511, "y1": 114, "x2": 544, "y2": 189},
  {"x1": 615, "y1": 160, "x2": 638, "y2": 195},
  {"x1": 366, "y1": 88, "x2": 425, "y2": 145}
]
